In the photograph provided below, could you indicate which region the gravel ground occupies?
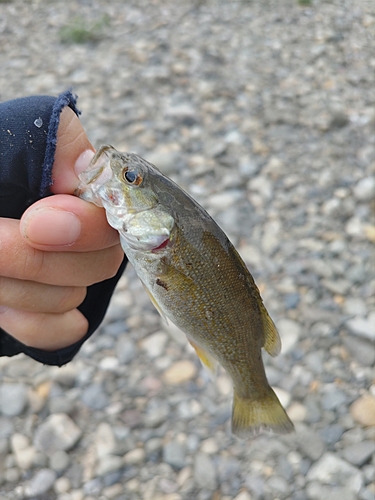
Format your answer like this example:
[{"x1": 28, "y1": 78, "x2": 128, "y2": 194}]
[{"x1": 1, "y1": 1, "x2": 375, "y2": 499}]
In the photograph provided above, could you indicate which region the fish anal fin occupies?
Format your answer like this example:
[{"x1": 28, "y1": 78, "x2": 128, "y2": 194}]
[
  {"x1": 188, "y1": 338, "x2": 218, "y2": 379},
  {"x1": 231, "y1": 387, "x2": 294, "y2": 438},
  {"x1": 141, "y1": 282, "x2": 169, "y2": 325},
  {"x1": 261, "y1": 305, "x2": 281, "y2": 357}
]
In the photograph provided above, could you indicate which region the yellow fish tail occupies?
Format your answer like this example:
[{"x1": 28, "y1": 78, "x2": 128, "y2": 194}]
[{"x1": 231, "y1": 388, "x2": 294, "y2": 438}]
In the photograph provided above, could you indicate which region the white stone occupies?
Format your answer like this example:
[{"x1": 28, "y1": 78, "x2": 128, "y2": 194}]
[
  {"x1": 53, "y1": 477, "x2": 71, "y2": 494},
  {"x1": 307, "y1": 453, "x2": 363, "y2": 493},
  {"x1": 94, "y1": 423, "x2": 116, "y2": 458},
  {"x1": 10, "y1": 434, "x2": 36, "y2": 469},
  {"x1": 201, "y1": 438, "x2": 219, "y2": 454},
  {"x1": 343, "y1": 297, "x2": 367, "y2": 316},
  {"x1": 24, "y1": 468, "x2": 57, "y2": 497},
  {"x1": 233, "y1": 492, "x2": 252, "y2": 500},
  {"x1": 217, "y1": 375, "x2": 232, "y2": 396},
  {"x1": 248, "y1": 176, "x2": 273, "y2": 200},
  {"x1": 277, "y1": 319, "x2": 301, "y2": 353},
  {"x1": 96, "y1": 455, "x2": 123, "y2": 476},
  {"x1": 163, "y1": 360, "x2": 197, "y2": 385},
  {"x1": 99, "y1": 356, "x2": 119, "y2": 371},
  {"x1": 262, "y1": 219, "x2": 281, "y2": 254},
  {"x1": 102, "y1": 483, "x2": 123, "y2": 499},
  {"x1": 140, "y1": 331, "x2": 168, "y2": 358},
  {"x1": 272, "y1": 387, "x2": 291, "y2": 408},
  {"x1": 123, "y1": 448, "x2": 146, "y2": 465},
  {"x1": 194, "y1": 452, "x2": 217, "y2": 490},
  {"x1": 0, "y1": 383, "x2": 27, "y2": 417},
  {"x1": 10, "y1": 433, "x2": 29, "y2": 452},
  {"x1": 287, "y1": 402, "x2": 307, "y2": 422},
  {"x1": 346, "y1": 316, "x2": 375, "y2": 341},
  {"x1": 353, "y1": 176, "x2": 375, "y2": 201},
  {"x1": 34, "y1": 413, "x2": 82, "y2": 455}
]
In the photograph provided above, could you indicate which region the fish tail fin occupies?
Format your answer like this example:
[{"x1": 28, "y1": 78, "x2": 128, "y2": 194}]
[{"x1": 231, "y1": 387, "x2": 294, "y2": 438}]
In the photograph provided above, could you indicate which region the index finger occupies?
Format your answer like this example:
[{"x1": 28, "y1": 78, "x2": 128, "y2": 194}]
[{"x1": 51, "y1": 106, "x2": 95, "y2": 195}]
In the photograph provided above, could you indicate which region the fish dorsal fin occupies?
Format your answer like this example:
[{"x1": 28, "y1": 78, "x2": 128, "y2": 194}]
[
  {"x1": 187, "y1": 338, "x2": 218, "y2": 379},
  {"x1": 141, "y1": 281, "x2": 169, "y2": 325},
  {"x1": 260, "y1": 304, "x2": 281, "y2": 357}
]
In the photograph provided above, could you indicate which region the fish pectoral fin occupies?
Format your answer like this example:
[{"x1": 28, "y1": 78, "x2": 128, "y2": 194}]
[
  {"x1": 261, "y1": 304, "x2": 281, "y2": 357},
  {"x1": 141, "y1": 282, "x2": 169, "y2": 325},
  {"x1": 187, "y1": 338, "x2": 218, "y2": 379},
  {"x1": 231, "y1": 387, "x2": 294, "y2": 438}
]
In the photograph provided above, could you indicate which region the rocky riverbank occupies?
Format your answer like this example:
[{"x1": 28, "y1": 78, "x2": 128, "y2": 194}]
[{"x1": 0, "y1": 1, "x2": 374, "y2": 499}]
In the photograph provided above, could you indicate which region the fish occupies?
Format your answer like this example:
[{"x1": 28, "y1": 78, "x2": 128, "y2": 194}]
[{"x1": 76, "y1": 145, "x2": 294, "y2": 438}]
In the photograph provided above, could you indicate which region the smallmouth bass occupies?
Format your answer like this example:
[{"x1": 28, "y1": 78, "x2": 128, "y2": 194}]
[{"x1": 77, "y1": 145, "x2": 294, "y2": 437}]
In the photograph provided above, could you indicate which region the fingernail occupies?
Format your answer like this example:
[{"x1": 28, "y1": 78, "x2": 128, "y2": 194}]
[
  {"x1": 22, "y1": 208, "x2": 81, "y2": 246},
  {"x1": 0, "y1": 306, "x2": 9, "y2": 314},
  {"x1": 74, "y1": 149, "x2": 95, "y2": 176}
]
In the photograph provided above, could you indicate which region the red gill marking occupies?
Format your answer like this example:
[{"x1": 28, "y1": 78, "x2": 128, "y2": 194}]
[{"x1": 152, "y1": 238, "x2": 170, "y2": 253}]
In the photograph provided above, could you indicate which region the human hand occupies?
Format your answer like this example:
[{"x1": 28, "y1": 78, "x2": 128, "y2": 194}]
[{"x1": 0, "y1": 107, "x2": 124, "y2": 351}]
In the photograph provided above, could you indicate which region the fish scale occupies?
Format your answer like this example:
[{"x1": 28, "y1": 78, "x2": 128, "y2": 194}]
[{"x1": 76, "y1": 145, "x2": 294, "y2": 438}]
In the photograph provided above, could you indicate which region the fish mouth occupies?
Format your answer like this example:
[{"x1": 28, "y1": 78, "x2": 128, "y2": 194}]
[
  {"x1": 80, "y1": 163, "x2": 113, "y2": 188},
  {"x1": 75, "y1": 151, "x2": 114, "y2": 206}
]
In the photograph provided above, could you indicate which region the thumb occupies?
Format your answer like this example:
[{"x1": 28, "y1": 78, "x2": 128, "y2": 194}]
[{"x1": 51, "y1": 106, "x2": 95, "y2": 194}]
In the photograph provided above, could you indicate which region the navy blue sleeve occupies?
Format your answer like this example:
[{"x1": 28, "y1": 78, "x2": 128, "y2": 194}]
[{"x1": 0, "y1": 90, "x2": 127, "y2": 366}]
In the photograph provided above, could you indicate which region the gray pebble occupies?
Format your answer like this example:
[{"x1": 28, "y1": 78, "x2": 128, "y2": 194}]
[
  {"x1": 267, "y1": 475, "x2": 290, "y2": 496},
  {"x1": 194, "y1": 452, "x2": 217, "y2": 490},
  {"x1": 0, "y1": 383, "x2": 27, "y2": 417},
  {"x1": 304, "y1": 352, "x2": 325, "y2": 375},
  {"x1": 81, "y1": 383, "x2": 110, "y2": 410},
  {"x1": 84, "y1": 477, "x2": 103, "y2": 496},
  {"x1": 360, "y1": 488, "x2": 375, "y2": 500},
  {"x1": 144, "y1": 399, "x2": 170, "y2": 427},
  {"x1": 342, "y1": 335, "x2": 375, "y2": 366},
  {"x1": 277, "y1": 319, "x2": 301, "y2": 353},
  {"x1": 304, "y1": 395, "x2": 322, "y2": 424},
  {"x1": 341, "y1": 441, "x2": 375, "y2": 467},
  {"x1": 284, "y1": 292, "x2": 301, "y2": 309},
  {"x1": 24, "y1": 468, "x2": 57, "y2": 497},
  {"x1": 307, "y1": 452, "x2": 363, "y2": 493},
  {"x1": 353, "y1": 177, "x2": 375, "y2": 201},
  {"x1": 145, "y1": 437, "x2": 163, "y2": 454},
  {"x1": 146, "y1": 150, "x2": 181, "y2": 175},
  {"x1": 217, "y1": 456, "x2": 241, "y2": 482},
  {"x1": 49, "y1": 450, "x2": 71, "y2": 472},
  {"x1": 4, "y1": 467, "x2": 20, "y2": 484},
  {"x1": 321, "y1": 387, "x2": 348, "y2": 411},
  {"x1": 116, "y1": 336, "x2": 137, "y2": 364},
  {"x1": 245, "y1": 474, "x2": 266, "y2": 497},
  {"x1": 346, "y1": 316, "x2": 375, "y2": 341},
  {"x1": 49, "y1": 395, "x2": 76, "y2": 415},
  {"x1": 34, "y1": 413, "x2": 82, "y2": 455},
  {"x1": 52, "y1": 365, "x2": 77, "y2": 388},
  {"x1": 103, "y1": 470, "x2": 122, "y2": 487},
  {"x1": 0, "y1": 438, "x2": 8, "y2": 457},
  {"x1": 163, "y1": 440, "x2": 187, "y2": 470},
  {"x1": 239, "y1": 156, "x2": 260, "y2": 177},
  {"x1": 65, "y1": 463, "x2": 84, "y2": 489},
  {"x1": 298, "y1": 429, "x2": 325, "y2": 461},
  {"x1": 0, "y1": 417, "x2": 14, "y2": 438},
  {"x1": 321, "y1": 279, "x2": 351, "y2": 296},
  {"x1": 292, "y1": 492, "x2": 308, "y2": 500},
  {"x1": 306, "y1": 483, "x2": 356, "y2": 500},
  {"x1": 319, "y1": 424, "x2": 344, "y2": 445},
  {"x1": 277, "y1": 456, "x2": 294, "y2": 481},
  {"x1": 343, "y1": 297, "x2": 367, "y2": 316},
  {"x1": 96, "y1": 455, "x2": 123, "y2": 476}
]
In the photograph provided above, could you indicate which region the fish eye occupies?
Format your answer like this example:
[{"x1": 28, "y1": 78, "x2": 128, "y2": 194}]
[{"x1": 122, "y1": 168, "x2": 143, "y2": 186}]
